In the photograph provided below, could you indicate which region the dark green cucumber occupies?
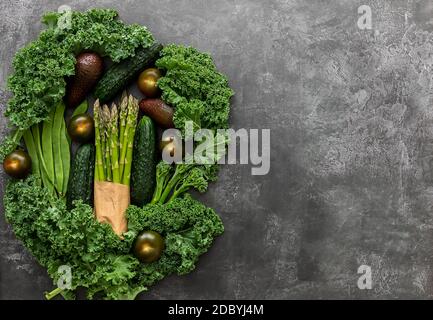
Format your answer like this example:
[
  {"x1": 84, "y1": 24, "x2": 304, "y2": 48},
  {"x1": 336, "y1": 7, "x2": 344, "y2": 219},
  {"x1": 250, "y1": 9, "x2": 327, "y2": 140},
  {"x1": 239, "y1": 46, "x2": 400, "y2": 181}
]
[
  {"x1": 66, "y1": 144, "x2": 95, "y2": 209},
  {"x1": 94, "y1": 43, "x2": 163, "y2": 103},
  {"x1": 131, "y1": 116, "x2": 156, "y2": 207}
]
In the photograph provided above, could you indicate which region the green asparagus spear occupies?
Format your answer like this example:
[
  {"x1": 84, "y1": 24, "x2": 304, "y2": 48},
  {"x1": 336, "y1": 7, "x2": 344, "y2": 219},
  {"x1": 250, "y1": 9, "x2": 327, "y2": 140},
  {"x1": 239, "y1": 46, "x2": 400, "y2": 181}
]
[
  {"x1": 118, "y1": 92, "x2": 128, "y2": 180},
  {"x1": 111, "y1": 103, "x2": 120, "y2": 183},
  {"x1": 102, "y1": 104, "x2": 112, "y2": 182},
  {"x1": 119, "y1": 96, "x2": 132, "y2": 182},
  {"x1": 94, "y1": 100, "x2": 105, "y2": 181},
  {"x1": 122, "y1": 96, "x2": 139, "y2": 186}
]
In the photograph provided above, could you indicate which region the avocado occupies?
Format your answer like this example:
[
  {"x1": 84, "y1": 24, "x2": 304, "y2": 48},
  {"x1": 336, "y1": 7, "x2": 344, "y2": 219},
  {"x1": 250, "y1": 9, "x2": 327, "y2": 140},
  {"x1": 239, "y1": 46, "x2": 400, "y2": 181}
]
[{"x1": 65, "y1": 52, "x2": 103, "y2": 109}]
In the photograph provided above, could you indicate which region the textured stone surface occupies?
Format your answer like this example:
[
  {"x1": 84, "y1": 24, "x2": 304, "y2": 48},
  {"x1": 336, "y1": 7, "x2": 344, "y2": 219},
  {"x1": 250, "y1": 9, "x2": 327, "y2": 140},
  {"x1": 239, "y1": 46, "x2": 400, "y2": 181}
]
[{"x1": 2, "y1": 0, "x2": 433, "y2": 299}]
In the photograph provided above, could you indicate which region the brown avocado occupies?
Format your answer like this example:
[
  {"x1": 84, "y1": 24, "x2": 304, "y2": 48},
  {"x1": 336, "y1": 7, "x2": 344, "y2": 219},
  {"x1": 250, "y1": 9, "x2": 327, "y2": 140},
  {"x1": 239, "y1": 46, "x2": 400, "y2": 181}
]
[
  {"x1": 66, "y1": 52, "x2": 103, "y2": 108},
  {"x1": 139, "y1": 98, "x2": 174, "y2": 128}
]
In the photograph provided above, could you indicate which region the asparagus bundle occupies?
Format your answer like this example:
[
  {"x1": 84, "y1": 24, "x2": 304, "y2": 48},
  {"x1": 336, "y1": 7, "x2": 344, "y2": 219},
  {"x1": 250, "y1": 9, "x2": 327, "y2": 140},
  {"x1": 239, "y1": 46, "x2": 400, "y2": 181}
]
[
  {"x1": 93, "y1": 93, "x2": 139, "y2": 235},
  {"x1": 94, "y1": 93, "x2": 139, "y2": 184}
]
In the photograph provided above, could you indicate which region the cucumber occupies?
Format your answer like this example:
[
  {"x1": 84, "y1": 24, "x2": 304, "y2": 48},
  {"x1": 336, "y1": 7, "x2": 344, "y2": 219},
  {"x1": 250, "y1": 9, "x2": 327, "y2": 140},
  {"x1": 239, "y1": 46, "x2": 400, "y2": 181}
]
[
  {"x1": 131, "y1": 116, "x2": 156, "y2": 207},
  {"x1": 94, "y1": 43, "x2": 163, "y2": 103},
  {"x1": 66, "y1": 144, "x2": 95, "y2": 209}
]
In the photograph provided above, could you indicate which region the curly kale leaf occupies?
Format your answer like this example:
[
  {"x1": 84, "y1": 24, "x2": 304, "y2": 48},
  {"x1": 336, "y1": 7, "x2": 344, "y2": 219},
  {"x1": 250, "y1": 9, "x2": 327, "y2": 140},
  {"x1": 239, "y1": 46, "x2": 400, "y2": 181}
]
[
  {"x1": 4, "y1": 176, "x2": 223, "y2": 300},
  {"x1": 6, "y1": 8, "x2": 154, "y2": 131},
  {"x1": 4, "y1": 176, "x2": 137, "y2": 298},
  {"x1": 173, "y1": 99, "x2": 205, "y2": 139},
  {"x1": 127, "y1": 194, "x2": 224, "y2": 282},
  {"x1": 4, "y1": 175, "x2": 58, "y2": 263},
  {"x1": 154, "y1": 45, "x2": 233, "y2": 202},
  {"x1": 0, "y1": 129, "x2": 24, "y2": 162},
  {"x1": 156, "y1": 44, "x2": 234, "y2": 132}
]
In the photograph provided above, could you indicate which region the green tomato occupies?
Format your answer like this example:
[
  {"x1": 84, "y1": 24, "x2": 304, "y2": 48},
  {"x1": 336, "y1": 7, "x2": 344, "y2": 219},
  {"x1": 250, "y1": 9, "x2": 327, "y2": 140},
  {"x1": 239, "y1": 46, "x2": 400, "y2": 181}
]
[{"x1": 133, "y1": 230, "x2": 165, "y2": 263}]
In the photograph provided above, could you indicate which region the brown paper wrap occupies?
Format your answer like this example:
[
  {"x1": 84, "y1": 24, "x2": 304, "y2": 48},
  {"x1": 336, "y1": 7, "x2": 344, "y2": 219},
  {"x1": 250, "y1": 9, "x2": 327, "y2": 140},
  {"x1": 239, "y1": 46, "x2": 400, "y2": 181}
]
[{"x1": 94, "y1": 181, "x2": 129, "y2": 236}]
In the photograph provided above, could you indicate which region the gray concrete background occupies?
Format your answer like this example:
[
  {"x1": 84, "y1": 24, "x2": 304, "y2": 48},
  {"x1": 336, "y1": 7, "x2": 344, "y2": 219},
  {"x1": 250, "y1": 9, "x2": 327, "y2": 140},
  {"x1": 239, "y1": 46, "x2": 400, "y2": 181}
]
[{"x1": 2, "y1": 0, "x2": 433, "y2": 299}]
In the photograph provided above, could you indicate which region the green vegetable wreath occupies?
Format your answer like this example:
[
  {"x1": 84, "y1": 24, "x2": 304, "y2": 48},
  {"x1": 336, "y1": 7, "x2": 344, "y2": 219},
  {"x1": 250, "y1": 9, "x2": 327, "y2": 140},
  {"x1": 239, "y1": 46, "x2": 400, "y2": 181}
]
[{"x1": 1, "y1": 9, "x2": 233, "y2": 300}]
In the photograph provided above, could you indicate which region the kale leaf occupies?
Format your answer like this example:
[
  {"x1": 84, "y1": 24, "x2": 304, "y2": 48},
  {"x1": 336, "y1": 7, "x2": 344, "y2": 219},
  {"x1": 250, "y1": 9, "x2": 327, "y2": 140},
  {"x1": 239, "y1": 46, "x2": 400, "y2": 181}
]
[
  {"x1": 0, "y1": 9, "x2": 154, "y2": 161},
  {"x1": 156, "y1": 44, "x2": 234, "y2": 131},
  {"x1": 7, "y1": 8, "x2": 154, "y2": 130},
  {"x1": 152, "y1": 45, "x2": 234, "y2": 203},
  {"x1": 4, "y1": 175, "x2": 223, "y2": 299}
]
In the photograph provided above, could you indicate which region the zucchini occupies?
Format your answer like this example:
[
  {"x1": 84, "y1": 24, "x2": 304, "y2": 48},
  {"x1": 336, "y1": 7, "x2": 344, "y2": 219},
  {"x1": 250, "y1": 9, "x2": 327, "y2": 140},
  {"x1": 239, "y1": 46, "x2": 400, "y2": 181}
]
[
  {"x1": 131, "y1": 116, "x2": 156, "y2": 207},
  {"x1": 67, "y1": 144, "x2": 95, "y2": 209},
  {"x1": 94, "y1": 43, "x2": 163, "y2": 103}
]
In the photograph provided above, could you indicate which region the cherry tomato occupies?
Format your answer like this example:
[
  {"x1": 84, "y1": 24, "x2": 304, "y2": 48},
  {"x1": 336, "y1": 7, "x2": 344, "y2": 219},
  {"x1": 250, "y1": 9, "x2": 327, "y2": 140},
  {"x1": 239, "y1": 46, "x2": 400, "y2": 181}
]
[
  {"x1": 133, "y1": 230, "x2": 165, "y2": 263},
  {"x1": 137, "y1": 68, "x2": 162, "y2": 98},
  {"x1": 68, "y1": 113, "x2": 94, "y2": 143},
  {"x1": 3, "y1": 149, "x2": 32, "y2": 179}
]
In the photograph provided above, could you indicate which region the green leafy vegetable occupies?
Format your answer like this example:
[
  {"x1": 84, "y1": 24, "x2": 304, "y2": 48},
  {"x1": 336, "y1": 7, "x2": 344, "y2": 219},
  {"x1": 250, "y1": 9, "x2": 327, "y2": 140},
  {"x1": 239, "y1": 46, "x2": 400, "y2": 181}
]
[
  {"x1": 4, "y1": 175, "x2": 223, "y2": 300},
  {"x1": 0, "y1": 8, "x2": 154, "y2": 159},
  {"x1": 152, "y1": 163, "x2": 218, "y2": 204},
  {"x1": 151, "y1": 44, "x2": 234, "y2": 203},
  {"x1": 0, "y1": 129, "x2": 24, "y2": 162},
  {"x1": 151, "y1": 162, "x2": 174, "y2": 204},
  {"x1": 156, "y1": 44, "x2": 234, "y2": 132},
  {"x1": 126, "y1": 193, "x2": 224, "y2": 279},
  {"x1": 2, "y1": 11, "x2": 231, "y2": 301},
  {"x1": 8, "y1": 8, "x2": 153, "y2": 129},
  {"x1": 71, "y1": 100, "x2": 88, "y2": 118},
  {"x1": 173, "y1": 99, "x2": 205, "y2": 139}
]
